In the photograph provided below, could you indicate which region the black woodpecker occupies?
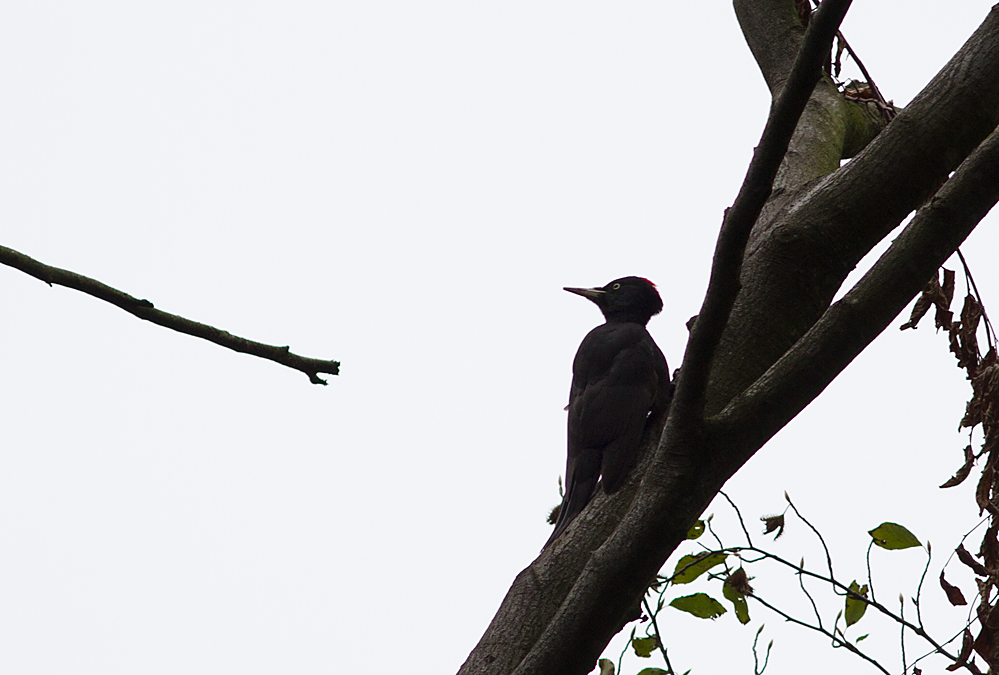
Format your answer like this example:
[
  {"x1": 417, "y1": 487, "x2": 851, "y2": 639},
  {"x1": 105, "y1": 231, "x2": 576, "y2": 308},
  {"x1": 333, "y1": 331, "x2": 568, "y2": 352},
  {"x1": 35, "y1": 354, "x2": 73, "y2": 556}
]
[{"x1": 546, "y1": 276, "x2": 672, "y2": 547}]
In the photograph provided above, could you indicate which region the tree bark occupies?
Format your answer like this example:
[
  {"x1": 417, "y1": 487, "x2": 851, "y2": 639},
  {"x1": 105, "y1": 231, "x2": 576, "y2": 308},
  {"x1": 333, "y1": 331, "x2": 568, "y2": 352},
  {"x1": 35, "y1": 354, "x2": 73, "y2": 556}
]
[{"x1": 459, "y1": 3, "x2": 999, "y2": 675}]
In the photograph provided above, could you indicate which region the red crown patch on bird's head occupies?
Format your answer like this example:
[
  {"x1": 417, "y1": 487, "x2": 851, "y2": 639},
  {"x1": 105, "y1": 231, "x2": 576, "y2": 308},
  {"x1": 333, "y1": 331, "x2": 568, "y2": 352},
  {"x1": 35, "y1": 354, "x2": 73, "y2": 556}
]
[{"x1": 639, "y1": 277, "x2": 656, "y2": 289}]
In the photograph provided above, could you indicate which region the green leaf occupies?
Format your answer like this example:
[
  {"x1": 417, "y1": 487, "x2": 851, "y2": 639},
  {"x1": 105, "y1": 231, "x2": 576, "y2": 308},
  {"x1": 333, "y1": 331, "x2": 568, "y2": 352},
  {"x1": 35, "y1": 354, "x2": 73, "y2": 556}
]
[
  {"x1": 671, "y1": 552, "x2": 727, "y2": 584},
  {"x1": 868, "y1": 522, "x2": 921, "y2": 550},
  {"x1": 845, "y1": 580, "x2": 869, "y2": 627},
  {"x1": 632, "y1": 636, "x2": 658, "y2": 658},
  {"x1": 723, "y1": 576, "x2": 751, "y2": 624},
  {"x1": 856, "y1": 634, "x2": 869, "y2": 643},
  {"x1": 670, "y1": 593, "x2": 727, "y2": 619},
  {"x1": 636, "y1": 670, "x2": 668, "y2": 675},
  {"x1": 687, "y1": 520, "x2": 705, "y2": 540}
]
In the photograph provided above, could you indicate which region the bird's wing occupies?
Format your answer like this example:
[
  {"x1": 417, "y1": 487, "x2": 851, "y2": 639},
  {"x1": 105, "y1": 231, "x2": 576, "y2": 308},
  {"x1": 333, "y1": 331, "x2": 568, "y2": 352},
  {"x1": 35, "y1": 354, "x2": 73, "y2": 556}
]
[{"x1": 548, "y1": 324, "x2": 666, "y2": 546}]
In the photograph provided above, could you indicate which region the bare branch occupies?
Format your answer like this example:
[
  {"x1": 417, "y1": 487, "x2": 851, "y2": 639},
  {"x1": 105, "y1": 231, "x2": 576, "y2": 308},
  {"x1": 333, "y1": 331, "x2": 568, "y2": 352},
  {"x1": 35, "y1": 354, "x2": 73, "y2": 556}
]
[
  {"x1": 705, "y1": 5, "x2": 999, "y2": 416},
  {"x1": 0, "y1": 245, "x2": 339, "y2": 384},
  {"x1": 712, "y1": 126, "x2": 999, "y2": 458},
  {"x1": 669, "y1": 0, "x2": 854, "y2": 430}
]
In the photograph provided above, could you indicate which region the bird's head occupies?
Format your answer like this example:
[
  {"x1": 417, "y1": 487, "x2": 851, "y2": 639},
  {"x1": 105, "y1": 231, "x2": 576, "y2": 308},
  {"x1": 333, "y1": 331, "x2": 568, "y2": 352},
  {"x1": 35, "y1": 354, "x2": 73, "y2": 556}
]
[{"x1": 564, "y1": 276, "x2": 663, "y2": 325}]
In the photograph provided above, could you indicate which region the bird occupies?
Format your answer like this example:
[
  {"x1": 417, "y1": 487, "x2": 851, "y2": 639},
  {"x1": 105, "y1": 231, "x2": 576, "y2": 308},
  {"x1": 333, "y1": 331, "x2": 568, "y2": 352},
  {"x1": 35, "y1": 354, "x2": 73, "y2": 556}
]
[{"x1": 546, "y1": 276, "x2": 672, "y2": 548}]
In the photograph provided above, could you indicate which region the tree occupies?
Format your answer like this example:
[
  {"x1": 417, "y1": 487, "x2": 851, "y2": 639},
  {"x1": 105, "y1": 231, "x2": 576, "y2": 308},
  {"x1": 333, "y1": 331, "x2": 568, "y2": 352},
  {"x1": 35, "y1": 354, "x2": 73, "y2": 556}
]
[
  {"x1": 459, "y1": 2, "x2": 999, "y2": 674},
  {"x1": 1, "y1": 3, "x2": 996, "y2": 674}
]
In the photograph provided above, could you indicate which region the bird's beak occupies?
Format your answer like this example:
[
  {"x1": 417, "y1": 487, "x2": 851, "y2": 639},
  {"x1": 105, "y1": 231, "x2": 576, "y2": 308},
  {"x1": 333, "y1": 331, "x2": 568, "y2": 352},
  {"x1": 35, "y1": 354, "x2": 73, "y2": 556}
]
[{"x1": 564, "y1": 286, "x2": 605, "y2": 302}]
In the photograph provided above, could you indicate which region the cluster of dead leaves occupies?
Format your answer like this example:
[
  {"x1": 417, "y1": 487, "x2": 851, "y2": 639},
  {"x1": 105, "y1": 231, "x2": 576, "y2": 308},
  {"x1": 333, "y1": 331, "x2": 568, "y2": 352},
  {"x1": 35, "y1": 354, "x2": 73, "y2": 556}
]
[
  {"x1": 903, "y1": 268, "x2": 999, "y2": 505},
  {"x1": 902, "y1": 267, "x2": 999, "y2": 671}
]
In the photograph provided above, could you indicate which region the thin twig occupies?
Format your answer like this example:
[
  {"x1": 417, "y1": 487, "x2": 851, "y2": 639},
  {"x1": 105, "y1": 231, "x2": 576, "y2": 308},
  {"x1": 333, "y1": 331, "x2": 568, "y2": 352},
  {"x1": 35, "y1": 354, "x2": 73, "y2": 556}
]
[
  {"x1": 834, "y1": 30, "x2": 894, "y2": 121},
  {"x1": 752, "y1": 625, "x2": 772, "y2": 675},
  {"x1": 787, "y1": 497, "x2": 839, "y2": 595},
  {"x1": 728, "y1": 546, "x2": 962, "y2": 663},
  {"x1": 0, "y1": 244, "x2": 339, "y2": 384},
  {"x1": 957, "y1": 248, "x2": 996, "y2": 350},
  {"x1": 643, "y1": 597, "x2": 676, "y2": 674},
  {"x1": 807, "y1": 0, "x2": 894, "y2": 122},
  {"x1": 866, "y1": 540, "x2": 877, "y2": 604},
  {"x1": 908, "y1": 615, "x2": 984, "y2": 675},
  {"x1": 706, "y1": 516, "x2": 725, "y2": 551},
  {"x1": 748, "y1": 592, "x2": 891, "y2": 675},
  {"x1": 915, "y1": 543, "x2": 931, "y2": 631},
  {"x1": 797, "y1": 557, "x2": 824, "y2": 628},
  {"x1": 659, "y1": 548, "x2": 727, "y2": 585},
  {"x1": 901, "y1": 595, "x2": 908, "y2": 674},
  {"x1": 719, "y1": 490, "x2": 754, "y2": 546},
  {"x1": 941, "y1": 518, "x2": 987, "y2": 573},
  {"x1": 617, "y1": 627, "x2": 633, "y2": 675}
]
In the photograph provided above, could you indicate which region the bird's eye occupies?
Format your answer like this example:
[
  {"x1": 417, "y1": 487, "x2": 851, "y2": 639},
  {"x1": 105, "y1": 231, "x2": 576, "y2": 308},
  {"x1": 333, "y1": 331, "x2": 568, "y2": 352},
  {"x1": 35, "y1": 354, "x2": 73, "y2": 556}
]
[{"x1": 612, "y1": 283, "x2": 621, "y2": 290}]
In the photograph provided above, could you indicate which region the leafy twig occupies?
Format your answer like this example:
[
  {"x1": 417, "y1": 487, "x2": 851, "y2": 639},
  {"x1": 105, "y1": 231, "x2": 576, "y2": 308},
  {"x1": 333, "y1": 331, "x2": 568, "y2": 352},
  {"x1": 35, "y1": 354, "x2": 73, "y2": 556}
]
[
  {"x1": 727, "y1": 546, "x2": 964, "y2": 663},
  {"x1": 747, "y1": 591, "x2": 890, "y2": 675}
]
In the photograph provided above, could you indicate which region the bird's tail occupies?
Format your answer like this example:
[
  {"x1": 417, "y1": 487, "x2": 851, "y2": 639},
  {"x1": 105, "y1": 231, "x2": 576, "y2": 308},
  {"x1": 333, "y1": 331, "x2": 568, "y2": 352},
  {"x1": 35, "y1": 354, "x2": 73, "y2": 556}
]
[{"x1": 544, "y1": 472, "x2": 598, "y2": 549}]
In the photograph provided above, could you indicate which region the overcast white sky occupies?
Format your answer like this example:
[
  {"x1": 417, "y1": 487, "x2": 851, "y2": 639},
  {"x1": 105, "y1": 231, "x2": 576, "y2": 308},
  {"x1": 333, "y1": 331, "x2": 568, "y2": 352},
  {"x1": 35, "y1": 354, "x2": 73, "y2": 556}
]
[{"x1": 1, "y1": 2, "x2": 997, "y2": 674}]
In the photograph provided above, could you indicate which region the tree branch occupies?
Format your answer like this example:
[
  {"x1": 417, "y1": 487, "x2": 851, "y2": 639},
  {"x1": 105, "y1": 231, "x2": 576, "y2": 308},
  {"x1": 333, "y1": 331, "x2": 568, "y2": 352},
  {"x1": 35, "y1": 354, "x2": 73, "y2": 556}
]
[
  {"x1": 669, "y1": 0, "x2": 853, "y2": 432},
  {"x1": 712, "y1": 125, "x2": 999, "y2": 458},
  {"x1": 733, "y1": 0, "x2": 885, "y2": 195},
  {"x1": 705, "y1": 4, "x2": 999, "y2": 415},
  {"x1": 0, "y1": 245, "x2": 339, "y2": 384},
  {"x1": 733, "y1": 0, "x2": 805, "y2": 95}
]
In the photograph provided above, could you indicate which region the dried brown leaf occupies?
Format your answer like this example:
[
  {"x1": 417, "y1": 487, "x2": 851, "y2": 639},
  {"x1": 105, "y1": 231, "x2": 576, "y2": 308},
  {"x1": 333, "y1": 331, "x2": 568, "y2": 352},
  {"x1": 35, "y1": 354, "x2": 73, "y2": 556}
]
[
  {"x1": 761, "y1": 514, "x2": 785, "y2": 539},
  {"x1": 957, "y1": 544, "x2": 990, "y2": 577},
  {"x1": 948, "y1": 629, "x2": 974, "y2": 670},
  {"x1": 963, "y1": 394, "x2": 984, "y2": 429},
  {"x1": 940, "y1": 570, "x2": 969, "y2": 606},
  {"x1": 901, "y1": 278, "x2": 937, "y2": 330},
  {"x1": 902, "y1": 269, "x2": 956, "y2": 331},
  {"x1": 976, "y1": 605, "x2": 999, "y2": 669},
  {"x1": 977, "y1": 464, "x2": 995, "y2": 516},
  {"x1": 953, "y1": 295, "x2": 983, "y2": 371},
  {"x1": 937, "y1": 269, "x2": 956, "y2": 329},
  {"x1": 973, "y1": 358, "x2": 999, "y2": 438},
  {"x1": 941, "y1": 445, "x2": 976, "y2": 488},
  {"x1": 981, "y1": 523, "x2": 999, "y2": 570},
  {"x1": 726, "y1": 567, "x2": 754, "y2": 596}
]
